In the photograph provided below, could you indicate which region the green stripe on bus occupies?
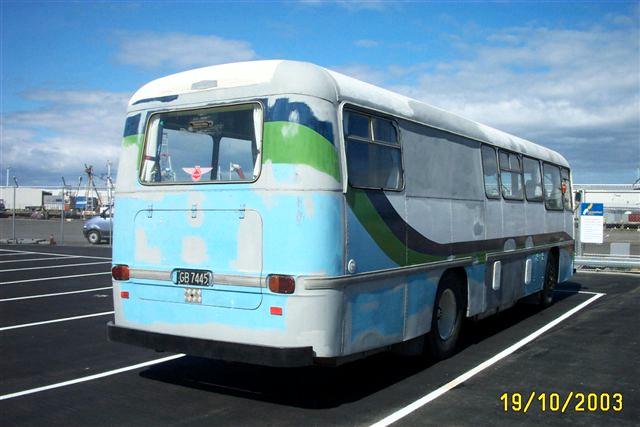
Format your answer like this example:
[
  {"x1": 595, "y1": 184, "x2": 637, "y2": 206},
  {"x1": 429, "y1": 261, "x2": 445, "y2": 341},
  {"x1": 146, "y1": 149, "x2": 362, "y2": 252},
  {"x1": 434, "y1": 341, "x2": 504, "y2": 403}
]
[
  {"x1": 347, "y1": 189, "x2": 451, "y2": 266},
  {"x1": 347, "y1": 189, "x2": 407, "y2": 266},
  {"x1": 123, "y1": 134, "x2": 143, "y2": 170},
  {"x1": 122, "y1": 134, "x2": 141, "y2": 147},
  {"x1": 263, "y1": 121, "x2": 340, "y2": 181}
]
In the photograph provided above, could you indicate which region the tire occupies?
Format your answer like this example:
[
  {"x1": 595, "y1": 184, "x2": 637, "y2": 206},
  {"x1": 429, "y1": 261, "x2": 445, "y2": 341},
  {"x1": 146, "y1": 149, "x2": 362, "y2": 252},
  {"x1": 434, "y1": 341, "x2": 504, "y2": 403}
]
[
  {"x1": 87, "y1": 230, "x2": 101, "y2": 245},
  {"x1": 539, "y1": 252, "x2": 558, "y2": 308},
  {"x1": 427, "y1": 273, "x2": 464, "y2": 360}
]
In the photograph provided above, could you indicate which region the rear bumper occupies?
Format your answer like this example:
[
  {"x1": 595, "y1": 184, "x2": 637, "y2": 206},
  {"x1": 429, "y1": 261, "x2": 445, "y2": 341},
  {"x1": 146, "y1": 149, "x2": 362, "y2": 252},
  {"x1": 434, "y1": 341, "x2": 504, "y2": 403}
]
[{"x1": 107, "y1": 321, "x2": 314, "y2": 367}]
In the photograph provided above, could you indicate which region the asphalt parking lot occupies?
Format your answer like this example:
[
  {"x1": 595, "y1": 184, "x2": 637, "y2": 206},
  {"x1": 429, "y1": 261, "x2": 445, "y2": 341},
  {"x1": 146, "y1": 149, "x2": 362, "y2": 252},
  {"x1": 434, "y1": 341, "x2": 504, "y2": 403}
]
[{"x1": 0, "y1": 245, "x2": 638, "y2": 426}]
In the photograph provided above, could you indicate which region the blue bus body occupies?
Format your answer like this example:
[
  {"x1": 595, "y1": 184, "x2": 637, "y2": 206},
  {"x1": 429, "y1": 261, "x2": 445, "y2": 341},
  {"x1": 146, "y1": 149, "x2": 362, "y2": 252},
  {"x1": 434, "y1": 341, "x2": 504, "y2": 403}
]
[{"x1": 108, "y1": 61, "x2": 574, "y2": 366}]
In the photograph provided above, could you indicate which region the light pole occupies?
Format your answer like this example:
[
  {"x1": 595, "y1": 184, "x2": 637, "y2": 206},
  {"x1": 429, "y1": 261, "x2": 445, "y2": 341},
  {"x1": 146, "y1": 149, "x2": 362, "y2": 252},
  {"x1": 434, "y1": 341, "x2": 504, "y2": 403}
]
[
  {"x1": 12, "y1": 176, "x2": 18, "y2": 243},
  {"x1": 106, "y1": 160, "x2": 114, "y2": 248},
  {"x1": 60, "y1": 177, "x2": 67, "y2": 245}
]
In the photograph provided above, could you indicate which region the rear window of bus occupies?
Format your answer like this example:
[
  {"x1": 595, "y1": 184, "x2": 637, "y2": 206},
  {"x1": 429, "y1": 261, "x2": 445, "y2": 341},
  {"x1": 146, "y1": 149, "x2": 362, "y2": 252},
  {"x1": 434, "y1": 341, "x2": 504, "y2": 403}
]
[{"x1": 140, "y1": 103, "x2": 262, "y2": 184}]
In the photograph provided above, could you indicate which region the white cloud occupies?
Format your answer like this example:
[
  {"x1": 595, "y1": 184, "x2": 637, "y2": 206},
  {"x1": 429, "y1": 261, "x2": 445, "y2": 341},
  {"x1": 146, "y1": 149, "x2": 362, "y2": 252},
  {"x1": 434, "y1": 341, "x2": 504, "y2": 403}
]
[
  {"x1": 332, "y1": 23, "x2": 640, "y2": 184},
  {"x1": 1, "y1": 90, "x2": 130, "y2": 186},
  {"x1": 115, "y1": 32, "x2": 257, "y2": 70}
]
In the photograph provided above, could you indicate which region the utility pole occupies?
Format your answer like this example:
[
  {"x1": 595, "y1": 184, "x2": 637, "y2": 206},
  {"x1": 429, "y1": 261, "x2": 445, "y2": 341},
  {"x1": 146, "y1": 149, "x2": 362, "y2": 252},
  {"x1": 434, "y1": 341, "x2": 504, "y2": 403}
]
[
  {"x1": 60, "y1": 177, "x2": 67, "y2": 245},
  {"x1": 12, "y1": 176, "x2": 18, "y2": 243},
  {"x1": 105, "y1": 161, "x2": 114, "y2": 248}
]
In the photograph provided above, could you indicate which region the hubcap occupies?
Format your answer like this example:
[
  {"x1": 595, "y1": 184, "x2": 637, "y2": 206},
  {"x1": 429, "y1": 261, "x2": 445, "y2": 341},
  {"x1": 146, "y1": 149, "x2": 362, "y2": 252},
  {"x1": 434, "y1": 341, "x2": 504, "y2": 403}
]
[{"x1": 437, "y1": 289, "x2": 457, "y2": 340}]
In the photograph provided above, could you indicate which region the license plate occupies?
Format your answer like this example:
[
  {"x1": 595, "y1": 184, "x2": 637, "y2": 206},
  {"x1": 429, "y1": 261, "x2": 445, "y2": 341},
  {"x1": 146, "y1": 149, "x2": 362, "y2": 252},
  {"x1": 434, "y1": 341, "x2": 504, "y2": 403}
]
[{"x1": 174, "y1": 269, "x2": 212, "y2": 286}]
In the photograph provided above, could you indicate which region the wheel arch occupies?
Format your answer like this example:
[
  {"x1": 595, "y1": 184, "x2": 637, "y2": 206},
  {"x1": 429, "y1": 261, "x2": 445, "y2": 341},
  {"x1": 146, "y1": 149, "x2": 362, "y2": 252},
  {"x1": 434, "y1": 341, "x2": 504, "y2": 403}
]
[{"x1": 439, "y1": 266, "x2": 468, "y2": 314}]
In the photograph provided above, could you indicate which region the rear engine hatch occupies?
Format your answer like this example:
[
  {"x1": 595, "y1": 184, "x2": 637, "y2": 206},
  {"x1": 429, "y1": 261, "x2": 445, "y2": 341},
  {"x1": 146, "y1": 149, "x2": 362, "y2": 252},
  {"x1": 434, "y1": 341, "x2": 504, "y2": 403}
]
[{"x1": 132, "y1": 208, "x2": 263, "y2": 309}]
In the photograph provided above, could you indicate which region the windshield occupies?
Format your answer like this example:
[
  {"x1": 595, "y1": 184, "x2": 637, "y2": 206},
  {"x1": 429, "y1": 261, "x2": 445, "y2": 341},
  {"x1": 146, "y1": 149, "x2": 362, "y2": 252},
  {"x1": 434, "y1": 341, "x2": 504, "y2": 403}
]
[{"x1": 140, "y1": 103, "x2": 262, "y2": 184}]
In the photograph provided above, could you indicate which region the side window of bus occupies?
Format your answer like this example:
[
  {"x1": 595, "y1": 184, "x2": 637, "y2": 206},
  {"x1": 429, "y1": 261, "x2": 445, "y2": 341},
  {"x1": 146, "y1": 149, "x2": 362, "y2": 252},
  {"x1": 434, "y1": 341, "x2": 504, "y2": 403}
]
[
  {"x1": 344, "y1": 110, "x2": 403, "y2": 191},
  {"x1": 543, "y1": 163, "x2": 563, "y2": 210},
  {"x1": 561, "y1": 168, "x2": 572, "y2": 210},
  {"x1": 481, "y1": 145, "x2": 500, "y2": 199},
  {"x1": 498, "y1": 150, "x2": 523, "y2": 200},
  {"x1": 523, "y1": 157, "x2": 543, "y2": 202}
]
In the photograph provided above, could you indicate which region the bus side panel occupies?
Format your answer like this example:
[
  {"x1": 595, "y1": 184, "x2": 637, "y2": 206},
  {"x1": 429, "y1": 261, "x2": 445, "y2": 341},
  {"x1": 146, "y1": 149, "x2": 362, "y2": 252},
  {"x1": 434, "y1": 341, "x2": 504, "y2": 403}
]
[
  {"x1": 524, "y1": 252, "x2": 547, "y2": 296},
  {"x1": 404, "y1": 272, "x2": 438, "y2": 340},
  {"x1": 343, "y1": 278, "x2": 405, "y2": 355},
  {"x1": 342, "y1": 269, "x2": 444, "y2": 355},
  {"x1": 558, "y1": 245, "x2": 574, "y2": 283},
  {"x1": 465, "y1": 263, "x2": 487, "y2": 317},
  {"x1": 262, "y1": 190, "x2": 344, "y2": 277},
  {"x1": 344, "y1": 199, "x2": 399, "y2": 273}
]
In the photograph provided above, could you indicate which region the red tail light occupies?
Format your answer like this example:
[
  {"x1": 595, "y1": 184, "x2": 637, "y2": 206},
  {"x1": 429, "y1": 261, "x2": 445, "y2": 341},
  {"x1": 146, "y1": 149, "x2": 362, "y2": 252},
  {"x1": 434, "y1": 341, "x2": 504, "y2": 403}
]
[
  {"x1": 112, "y1": 264, "x2": 130, "y2": 281},
  {"x1": 270, "y1": 306, "x2": 283, "y2": 316},
  {"x1": 268, "y1": 275, "x2": 295, "y2": 294}
]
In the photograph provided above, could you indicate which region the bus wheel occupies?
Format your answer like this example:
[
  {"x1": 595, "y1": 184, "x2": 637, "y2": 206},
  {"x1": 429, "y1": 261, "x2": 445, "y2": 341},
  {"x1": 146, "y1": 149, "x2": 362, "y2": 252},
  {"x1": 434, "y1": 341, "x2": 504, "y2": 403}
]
[
  {"x1": 539, "y1": 252, "x2": 558, "y2": 308},
  {"x1": 427, "y1": 273, "x2": 464, "y2": 360}
]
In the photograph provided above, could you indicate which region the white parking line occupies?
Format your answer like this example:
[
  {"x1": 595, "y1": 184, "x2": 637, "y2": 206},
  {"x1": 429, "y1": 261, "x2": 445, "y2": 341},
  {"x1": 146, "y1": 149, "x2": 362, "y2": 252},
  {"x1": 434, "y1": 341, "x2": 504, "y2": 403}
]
[
  {"x1": 369, "y1": 292, "x2": 606, "y2": 427},
  {"x1": 0, "y1": 287, "x2": 113, "y2": 302},
  {"x1": 0, "y1": 249, "x2": 32, "y2": 255},
  {"x1": 556, "y1": 289, "x2": 603, "y2": 295},
  {"x1": 0, "y1": 311, "x2": 114, "y2": 331},
  {"x1": 0, "y1": 256, "x2": 78, "y2": 264},
  {"x1": 0, "y1": 251, "x2": 53, "y2": 257},
  {"x1": 0, "y1": 248, "x2": 111, "y2": 260},
  {"x1": 0, "y1": 261, "x2": 111, "y2": 273},
  {"x1": 0, "y1": 353, "x2": 186, "y2": 401},
  {"x1": 577, "y1": 270, "x2": 640, "y2": 278},
  {"x1": 0, "y1": 271, "x2": 111, "y2": 285}
]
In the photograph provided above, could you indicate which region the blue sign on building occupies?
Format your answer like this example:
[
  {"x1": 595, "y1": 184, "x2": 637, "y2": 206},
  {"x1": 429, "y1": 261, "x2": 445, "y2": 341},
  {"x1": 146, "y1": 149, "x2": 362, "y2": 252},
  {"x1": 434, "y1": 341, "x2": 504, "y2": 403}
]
[{"x1": 580, "y1": 203, "x2": 604, "y2": 216}]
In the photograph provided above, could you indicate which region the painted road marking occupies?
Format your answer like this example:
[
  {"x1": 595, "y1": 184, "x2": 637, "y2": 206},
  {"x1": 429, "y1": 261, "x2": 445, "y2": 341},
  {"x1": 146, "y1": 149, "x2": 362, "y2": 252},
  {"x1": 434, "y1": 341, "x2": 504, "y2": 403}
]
[
  {"x1": 369, "y1": 292, "x2": 606, "y2": 427},
  {"x1": 0, "y1": 261, "x2": 111, "y2": 273},
  {"x1": 0, "y1": 248, "x2": 111, "y2": 260},
  {"x1": 0, "y1": 287, "x2": 113, "y2": 302},
  {"x1": 0, "y1": 271, "x2": 111, "y2": 285},
  {"x1": 0, "y1": 311, "x2": 114, "y2": 331},
  {"x1": 0, "y1": 252, "x2": 54, "y2": 257},
  {"x1": 0, "y1": 354, "x2": 186, "y2": 401},
  {"x1": 0, "y1": 256, "x2": 78, "y2": 264}
]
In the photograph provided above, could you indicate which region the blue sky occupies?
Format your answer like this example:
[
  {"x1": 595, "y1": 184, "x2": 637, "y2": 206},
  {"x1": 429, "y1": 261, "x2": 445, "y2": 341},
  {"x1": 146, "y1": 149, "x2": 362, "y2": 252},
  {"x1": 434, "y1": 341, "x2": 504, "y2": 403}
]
[{"x1": 1, "y1": 0, "x2": 638, "y2": 186}]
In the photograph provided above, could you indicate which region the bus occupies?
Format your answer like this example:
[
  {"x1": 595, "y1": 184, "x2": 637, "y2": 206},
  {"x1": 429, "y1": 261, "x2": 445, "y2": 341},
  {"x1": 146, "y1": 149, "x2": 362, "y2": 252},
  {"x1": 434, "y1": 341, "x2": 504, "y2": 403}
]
[{"x1": 107, "y1": 60, "x2": 574, "y2": 366}]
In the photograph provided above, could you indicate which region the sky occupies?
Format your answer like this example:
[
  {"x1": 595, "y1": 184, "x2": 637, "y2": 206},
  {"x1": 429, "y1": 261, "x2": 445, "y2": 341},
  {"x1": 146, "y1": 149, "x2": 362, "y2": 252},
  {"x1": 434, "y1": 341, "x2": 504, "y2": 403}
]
[{"x1": 1, "y1": 0, "x2": 638, "y2": 187}]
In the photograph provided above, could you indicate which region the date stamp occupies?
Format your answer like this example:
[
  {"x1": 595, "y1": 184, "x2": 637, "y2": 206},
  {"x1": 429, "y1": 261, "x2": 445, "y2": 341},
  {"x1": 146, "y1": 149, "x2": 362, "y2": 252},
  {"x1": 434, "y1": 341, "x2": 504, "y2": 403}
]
[{"x1": 500, "y1": 392, "x2": 623, "y2": 413}]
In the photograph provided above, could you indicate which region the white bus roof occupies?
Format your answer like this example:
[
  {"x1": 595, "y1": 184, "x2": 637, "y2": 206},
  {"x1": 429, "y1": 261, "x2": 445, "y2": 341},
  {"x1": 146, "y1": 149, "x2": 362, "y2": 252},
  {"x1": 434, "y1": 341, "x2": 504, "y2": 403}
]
[{"x1": 129, "y1": 60, "x2": 569, "y2": 167}]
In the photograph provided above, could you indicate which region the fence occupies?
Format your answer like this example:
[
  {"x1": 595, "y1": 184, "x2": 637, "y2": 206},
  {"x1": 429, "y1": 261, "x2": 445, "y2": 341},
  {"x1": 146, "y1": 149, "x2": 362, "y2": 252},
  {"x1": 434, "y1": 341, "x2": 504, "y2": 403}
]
[
  {"x1": 0, "y1": 185, "x2": 113, "y2": 246},
  {"x1": 573, "y1": 185, "x2": 640, "y2": 270}
]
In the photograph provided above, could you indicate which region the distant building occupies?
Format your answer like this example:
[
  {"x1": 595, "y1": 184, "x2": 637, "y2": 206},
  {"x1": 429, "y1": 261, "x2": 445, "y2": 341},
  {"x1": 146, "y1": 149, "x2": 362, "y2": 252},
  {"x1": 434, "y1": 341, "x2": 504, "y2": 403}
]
[{"x1": 0, "y1": 186, "x2": 110, "y2": 211}]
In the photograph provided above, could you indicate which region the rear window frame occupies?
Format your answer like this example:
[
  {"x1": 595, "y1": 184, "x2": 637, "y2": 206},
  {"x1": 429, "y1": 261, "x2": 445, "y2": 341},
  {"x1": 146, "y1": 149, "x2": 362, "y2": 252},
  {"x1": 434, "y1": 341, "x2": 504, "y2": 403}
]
[{"x1": 138, "y1": 101, "x2": 264, "y2": 186}]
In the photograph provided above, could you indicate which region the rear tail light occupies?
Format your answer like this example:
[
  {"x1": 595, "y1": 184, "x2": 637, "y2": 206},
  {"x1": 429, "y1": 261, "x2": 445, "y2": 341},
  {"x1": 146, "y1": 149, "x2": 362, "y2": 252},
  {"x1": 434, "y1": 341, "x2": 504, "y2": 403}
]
[
  {"x1": 112, "y1": 264, "x2": 130, "y2": 281},
  {"x1": 268, "y1": 275, "x2": 295, "y2": 294}
]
